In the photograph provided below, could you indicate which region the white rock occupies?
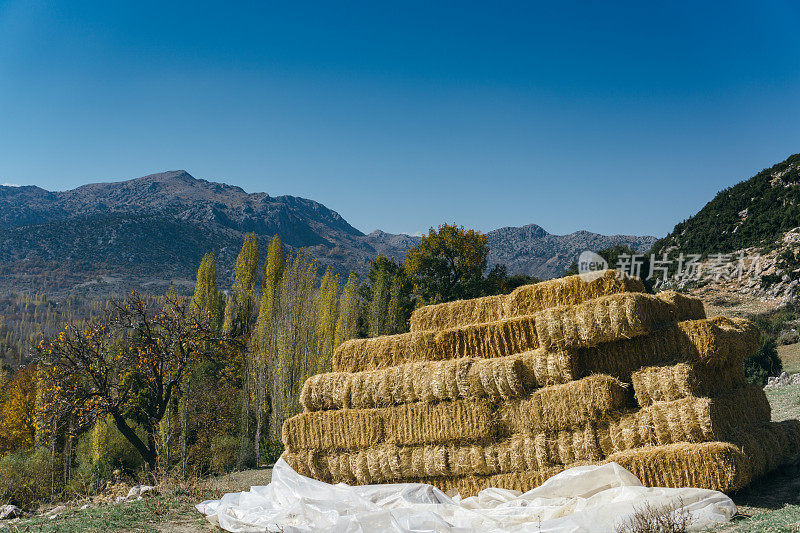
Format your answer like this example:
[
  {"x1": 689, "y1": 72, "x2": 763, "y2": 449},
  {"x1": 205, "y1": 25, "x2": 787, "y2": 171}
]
[{"x1": 0, "y1": 505, "x2": 24, "y2": 520}]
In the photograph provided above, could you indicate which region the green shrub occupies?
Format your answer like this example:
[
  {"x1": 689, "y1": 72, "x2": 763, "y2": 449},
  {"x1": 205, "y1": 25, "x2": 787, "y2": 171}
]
[
  {"x1": 210, "y1": 434, "x2": 238, "y2": 474},
  {"x1": 236, "y1": 438, "x2": 257, "y2": 470},
  {"x1": 70, "y1": 416, "x2": 145, "y2": 496},
  {"x1": 0, "y1": 447, "x2": 54, "y2": 508},
  {"x1": 260, "y1": 440, "x2": 284, "y2": 466},
  {"x1": 745, "y1": 337, "x2": 782, "y2": 386}
]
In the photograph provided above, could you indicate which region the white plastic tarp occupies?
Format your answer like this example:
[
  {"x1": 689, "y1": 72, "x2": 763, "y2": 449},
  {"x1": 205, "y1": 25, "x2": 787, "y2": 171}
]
[{"x1": 196, "y1": 458, "x2": 736, "y2": 532}]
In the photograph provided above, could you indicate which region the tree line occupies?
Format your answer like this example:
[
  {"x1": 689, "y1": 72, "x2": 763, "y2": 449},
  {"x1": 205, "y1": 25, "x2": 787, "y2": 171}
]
[{"x1": 0, "y1": 223, "x2": 535, "y2": 507}]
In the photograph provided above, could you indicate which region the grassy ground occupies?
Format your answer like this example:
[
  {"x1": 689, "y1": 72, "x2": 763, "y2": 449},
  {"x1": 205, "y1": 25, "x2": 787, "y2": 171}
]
[{"x1": 5, "y1": 346, "x2": 800, "y2": 532}]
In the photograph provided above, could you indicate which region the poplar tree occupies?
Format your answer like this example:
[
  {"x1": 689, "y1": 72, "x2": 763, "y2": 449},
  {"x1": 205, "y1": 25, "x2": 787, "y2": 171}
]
[
  {"x1": 335, "y1": 272, "x2": 360, "y2": 348},
  {"x1": 249, "y1": 235, "x2": 284, "y2": 459},
  {"x1": 191, "y1": 252, "x2": 224, "y2": 333}
]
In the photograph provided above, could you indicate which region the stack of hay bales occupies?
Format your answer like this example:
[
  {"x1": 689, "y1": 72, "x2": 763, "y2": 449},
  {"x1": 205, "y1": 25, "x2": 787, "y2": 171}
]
[{"x1": 282, "y1": 270, "x2": 800, "y2": 495}]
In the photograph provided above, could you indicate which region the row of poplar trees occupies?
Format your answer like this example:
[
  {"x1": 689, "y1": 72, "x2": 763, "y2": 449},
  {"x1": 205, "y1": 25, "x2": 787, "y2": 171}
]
[{"x1": 191, "y1": 234, "x2": 360, "y2": 462}]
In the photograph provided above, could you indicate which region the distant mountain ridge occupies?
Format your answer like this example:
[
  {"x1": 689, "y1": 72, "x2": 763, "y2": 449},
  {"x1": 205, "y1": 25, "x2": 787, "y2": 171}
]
[{"x1": 0, "y1": 171, "x2": 655, "y2": 296}]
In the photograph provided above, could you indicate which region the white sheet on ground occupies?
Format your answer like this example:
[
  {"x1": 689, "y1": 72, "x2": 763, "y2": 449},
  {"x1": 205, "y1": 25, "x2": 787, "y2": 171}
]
[{"x1": 196, "y1": 458, "x2": 736, "y2": 532}]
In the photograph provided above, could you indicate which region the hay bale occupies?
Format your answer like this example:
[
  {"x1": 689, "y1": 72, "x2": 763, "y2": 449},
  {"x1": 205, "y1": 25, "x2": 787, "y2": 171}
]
[
  {"x1": 654, "y1": 290, "x2": 706, "y2": 320},
  {"x1": 605, "y1": 441, "x2": 752, "y2": 493},
  {"x1": 500, "y1": 374, "x2": 630, "y2": 434},
  {"x1": 582, "y1": 316, "x2": 760, "y2": 382},
  {"x1": 727, "y1": 419, "x2": 800, "y2": 478},
  {"x1": 409, "y1": 270, "x2": 646, "y2": 333},
  {"x1": 598, "y1": 385, "x2": 771, "y2": 455},
  {"x1": 291, "y1": 427, "x2": 603, "y2": 485},
  {"x1": 517, "y1": 347, "x2": 582, "y2": 388},
  {"x1": 533, "y1": 292, "x2": 683, "y2": 350},
  {"x1": 410, "y1": 294, "x2": 506, "y2": 333},
  {"x1": 282, "y1": 399, "x2": 496, "y2": 452},
  {"x1": 503, "y1": 270, "x2": 646, "y2": 321},
  {"x1": 335, "y1": 292, "x2": 692, "y2": 373},
  {"x1": 631, "y1": 361, "x2": 746, "y2": 407},
  {"x1": 301, "y1": 355, "x2": 527, "y2": 411}
]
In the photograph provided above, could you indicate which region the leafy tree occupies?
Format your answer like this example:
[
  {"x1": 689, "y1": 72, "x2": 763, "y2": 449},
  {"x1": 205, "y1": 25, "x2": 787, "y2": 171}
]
[
  {"x1": 190, "y1": 252, "x2": 225, "y2": 333},
  {"x1": 38, "y1": 292, "x2": 230, "y2": 470},
  {"x1": 359, "y1": 256, "x2": 413, "y2": 336},
  {"x1": 0, "y1": 365, "x2": 37, "y2": 455},
  {"x1": 249, "y1": 235, "x2": 284, "y2": 460},
  {"x1": 405, "y1": 224, "x2": 488, "y2": 305},
  {"x1": 482, "y1": 264, "x2": 539, "y2": 295},
  {"x1": 223, "y1": 233, "x2": 260, "y2": 337}
]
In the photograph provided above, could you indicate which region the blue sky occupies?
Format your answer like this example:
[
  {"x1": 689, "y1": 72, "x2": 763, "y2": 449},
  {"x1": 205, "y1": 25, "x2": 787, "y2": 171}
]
[{"x1": 1, "y1": 1, "x2": 799, "y2": 237}]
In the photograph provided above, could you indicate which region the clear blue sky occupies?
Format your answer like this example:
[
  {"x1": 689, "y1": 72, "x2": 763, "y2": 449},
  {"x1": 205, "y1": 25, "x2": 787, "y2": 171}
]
[{"x1": 1, "y1": 1, "x2": 799, "y2": 237}]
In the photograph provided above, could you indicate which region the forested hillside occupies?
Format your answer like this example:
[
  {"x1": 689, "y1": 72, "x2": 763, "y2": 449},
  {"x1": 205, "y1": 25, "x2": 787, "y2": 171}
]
[{"x1": 652, "y1": 153, "x2": 800, "y2": 255}]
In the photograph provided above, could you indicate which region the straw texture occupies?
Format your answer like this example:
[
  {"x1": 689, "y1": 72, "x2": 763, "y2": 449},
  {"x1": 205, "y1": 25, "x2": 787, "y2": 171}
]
[
  {"x1": 598, "y1": 385, "x2": 771, "y2": 455},
  {"x1": 409, "y1": 270, "x2": 646, "y2": 333},
  {"x1": 282, "y1": 399, "x2": 496, "y2": 452},
  {"x1": 334, "y1": 292, "x2": 691, "y2": 373},
  {"x1": 500, "y1": 374, "x2": 629, "y2": 434},
  {"x1": 631, "y1": 361, "x2": 746, "y2": 407},
  {"x1": 301, "y1": 355, "x2": 527, "y2": 411}
]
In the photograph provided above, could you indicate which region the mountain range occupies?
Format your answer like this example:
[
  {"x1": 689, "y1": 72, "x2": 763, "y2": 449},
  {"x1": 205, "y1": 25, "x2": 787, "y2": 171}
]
[{"x1": 0, "y1": 170, "x2": 656, "y2": 296}]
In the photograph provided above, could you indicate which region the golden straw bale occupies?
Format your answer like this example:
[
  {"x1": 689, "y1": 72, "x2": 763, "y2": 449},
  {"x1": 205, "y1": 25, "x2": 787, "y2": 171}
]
[
  {"x1": 504, "y1": 270, "x2": 645, "y2": 321},
  {"x1": 533, "y1": 293, "x2": 684, "y2": 350},
  {"x1": 517, "y1": 347, "x2": 582, "y2": 388},
  {"x1": 605, "y1": 441, "x2": 752, "y2": 493},
  {"x1": 336, "y1": 292, "x2": 694, "y2": 373},
  {"x1": 304, "y1": 427, "x2": 602, "y2": 485},
  {"x1": 419, "y1": 465, "x2": 571, "y2": 496},
  {"x1": 301, "y1": 355, "x2": 526, "y2": 412},
  {"x1": 410, "y1": 294, "x2": 506, "y2": 333},
  {"x1": 434, "y1": 315, "x2": 539, "y2": 361},
  {"x1": 597, "y1": 386, "x2": 771, "y2": 455},
  {"x1": 582, "y1": 316, "x2": 760, "y2": 381},
  {"x1": 631, "y1": 361, "x2": 746, "y2": 407},
  {"x1": 409, "y1": 270, "x2": 646, "y2": 333},
  {"x1": 332, "y1": 331, "x2": 436, "y2": 373},
  {"x1": 654, "y1": 290, "x2": 706, "y2": 320},
  {"x1": 282, "y1": 399, "x2": 496, "y2": 452},
  {"x1": 500, "y1": 374, "x2": 629, "y2": 434},
  {"x1": 727, "y1": 419, "x2": 800, "y2": 479}
]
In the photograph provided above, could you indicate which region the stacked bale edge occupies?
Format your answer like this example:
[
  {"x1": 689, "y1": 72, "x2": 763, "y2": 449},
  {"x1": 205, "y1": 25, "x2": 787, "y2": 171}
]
[
  {"x1": 409, "y1": 270, "x2": 646, "y2": 332},
  {"x1": 334, "y1": 291, "x2": 705, "y2": 373},
  {"x1": 283, "y1": 274, "x2": 800, "y2": 497}
]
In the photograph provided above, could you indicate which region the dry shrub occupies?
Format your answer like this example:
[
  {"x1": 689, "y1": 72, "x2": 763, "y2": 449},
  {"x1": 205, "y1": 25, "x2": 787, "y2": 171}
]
[{"x1": 614, "y1": 499, "x2": 692, "y2": 533}]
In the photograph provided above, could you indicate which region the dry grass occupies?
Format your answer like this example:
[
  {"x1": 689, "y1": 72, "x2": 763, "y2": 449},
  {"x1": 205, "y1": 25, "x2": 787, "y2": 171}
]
[
  {"x1": 614, "y1": 498, "x2": 692, "y2": 533},
  {"x1": 631, "y1": 361, "x2": 746, "y2": 407}
]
